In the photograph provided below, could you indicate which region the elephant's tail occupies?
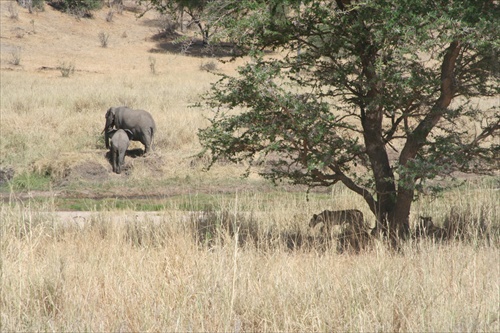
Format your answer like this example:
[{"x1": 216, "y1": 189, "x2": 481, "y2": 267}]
[{"x1": 150, "y1": 126, "x2": 155, "y2": 150}]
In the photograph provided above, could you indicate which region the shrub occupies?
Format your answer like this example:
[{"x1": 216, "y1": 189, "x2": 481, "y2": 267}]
[
  {"x1": 98, "y1": 32, "x2": 109, "y2": 47},
  {"x1": 199, "y1": 59, "x2": 218, "y2": 72},
  {"x1": 105, "y1": 10, "x2": 114, "y2": 22},
  {"x1": 148, "y1": 56, "x2": 156, "y2": 75},
  {"x1": 17, "y1": 0, "x2": 45, "y2": 13},
  {"x1": 48, "y1": 0, "x2": 103, "y2": 18},
  {"x1": 8, "y1": 2, "x2": 19, "y2": 20},
  {"x1": 10, "y1": 47, "x2": 22, "y2": 66},
  {"x1": 11, "y1": 171, "x2": 51, "y2": 191},
  {"x1": 57, "y1": 61, "x2": 75, "y2": 77}
]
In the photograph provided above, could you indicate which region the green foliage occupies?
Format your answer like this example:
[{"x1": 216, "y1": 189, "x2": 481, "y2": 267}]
[
  {"x1": 11, "y1": 172, "x2": 51, "y2": 191},
  {"x1": 33, "y1": 0, "x2": 45, "y2": 11},
  {"x1": 199, "y1": 60, "x2": 364, "y2": 185},
  {"x1": 198, "y1": 0, "x2": 500, "y2": 234},
  {"x1": 139, "y1": 0, "x2": 237, "y2": 46},
  {"x1": 48, "y1": 0, "x2": 103, "y2": 17},
  {"x1": 17, "y1": 0, "x2": 45, "y2": 12}
]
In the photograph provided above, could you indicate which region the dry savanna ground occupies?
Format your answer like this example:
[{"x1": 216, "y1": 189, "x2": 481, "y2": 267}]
[{"x1": 1, "y1": 2, "x2": 499, "y2": 332}]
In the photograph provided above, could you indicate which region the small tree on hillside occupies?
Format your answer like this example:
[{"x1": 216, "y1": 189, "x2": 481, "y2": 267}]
[
  {"x1": 197, "y1": 0, "x2": 500, "y2": 245},
  {"x1": 140, "y1": 0, "x2": 234, "y2": 46},
  {"x1": 48, "y1": 0, "x2": 104, "y2": 17}
]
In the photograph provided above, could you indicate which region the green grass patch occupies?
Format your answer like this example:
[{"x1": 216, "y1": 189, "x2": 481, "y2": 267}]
[
  {"x1": 7, "y1": 172, "x2": 52, "y2": 192},
  {"x1": 22, "y1": 193, "x2": 226, "y2": 212},
  {"x1": 2, "y1": 190, "x2": 334, "y2": 212},
  {"x1": 81, "y1": 194, "x2": 224, "y2": 211}
]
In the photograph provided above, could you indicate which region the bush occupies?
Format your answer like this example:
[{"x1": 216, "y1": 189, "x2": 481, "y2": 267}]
[
  {"x1": 148, "y1": 56, "x2": 156, "y2": 75},
  {"x1": 98, "y1": 32, "x2": 109, "y2": 47},
  {"x1": 57, "y1": 61, "x2": 75, "y2": 77},
  {"x1": 17, "y1": 0, "x2": 45, "y2": 12},
  {"x1": 48, "y1": 0, "x2": 103, "y2": 18},
  {"x1": 11, "y1": 171, "x2": 51, "y2": 191},
  {"x1": 199, "y1": 59, "x2": 218, "y2": 72},
  {"x1": 105, "y1": 10, "x2": 113, "y2": 22},
  {"x1": 10, "y1": 47, "x2": 22, "y2": 66},
  {"x1": 8, "y1": 2, "x2": 19, "y2": 20}
]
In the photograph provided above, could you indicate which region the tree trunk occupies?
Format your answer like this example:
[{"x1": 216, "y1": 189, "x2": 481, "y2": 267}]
[
  {"x1": 359, "y1": 29, "x2": 461, "y2": 245},
  {"x1": 358, "y1": 29, "x2": 398, "y2": 241},
  {"x1": 388, "y1": 41, "x2": 462, "y2": 244}
]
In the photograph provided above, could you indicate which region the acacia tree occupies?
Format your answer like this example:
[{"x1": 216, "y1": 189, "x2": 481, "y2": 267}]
[
  {"x1": 198, "y1": 0, "x2": 500, "y2": 243},
  {"x1": 141, "y1": 0, "x2": 237, "y2": 46}
]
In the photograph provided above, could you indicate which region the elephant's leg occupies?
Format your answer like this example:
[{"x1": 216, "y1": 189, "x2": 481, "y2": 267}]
[
  {"x1": 111, "y1": 148, "x2": 118, "y2": 173},
  {"x1": 140, "y1": 132, "x2": 153, "y2": 155},
  {"x1": 149, "y1": 132, "x2": 154, "y2": 153},
  {"x1": 137, "y1": 135, "x2": 147, "y2": 155},
  {"x1": 117, "y1": 149, "x2": 126, "y2": 174},
  {"x1": 144, "y1": 137, "x2": 153, "y2": 154}
]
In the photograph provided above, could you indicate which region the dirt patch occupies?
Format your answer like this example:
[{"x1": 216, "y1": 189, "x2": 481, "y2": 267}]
[
  {"x1": 59, "y1": 160, "x2": 109, "y2": 185},
  {"x1": 50, "y1": 211, "x2": 171, "y2": 226},
  {"x1": 137, "y1": 153, "x2": 164, "y2": 175}
]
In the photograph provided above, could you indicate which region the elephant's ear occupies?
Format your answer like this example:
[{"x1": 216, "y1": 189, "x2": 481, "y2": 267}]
[
  {"x1": 124, "y1": 129, "x2": 134, "y2": 139},
  {"x1": 107, "y1": 108, "x2": 116, "y2": 118},
  {"x1": 104, "y1": 108, "x2": 116, "y2": 131}
]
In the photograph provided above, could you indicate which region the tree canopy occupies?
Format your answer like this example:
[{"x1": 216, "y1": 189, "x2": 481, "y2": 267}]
[{"x1": 195, "y1": 0, "x2": 500, "y2": 243}]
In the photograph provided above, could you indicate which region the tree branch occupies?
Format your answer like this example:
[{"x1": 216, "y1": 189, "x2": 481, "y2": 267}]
[{"x1": 399, "y1": 41, "x2": 463, "y2": 166}]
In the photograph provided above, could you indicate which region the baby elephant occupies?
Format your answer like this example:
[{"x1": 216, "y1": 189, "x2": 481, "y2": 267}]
[
  {"x1": 309, "y1": 209, "x2": 364, "y2": 233},
  {"x1": 108, "y1": 129, "x2": 133, "y2": 174}
]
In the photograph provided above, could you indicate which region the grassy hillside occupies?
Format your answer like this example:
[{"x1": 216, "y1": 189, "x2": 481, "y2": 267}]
[
  {"x1": 0, "y1": 1, "x2": 250, "y2": 197},
  {"x1": 1, "y1": 2, "x2": 499, "y2": 332}
]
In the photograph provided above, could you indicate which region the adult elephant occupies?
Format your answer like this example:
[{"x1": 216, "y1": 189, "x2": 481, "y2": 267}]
[{"x1": 104, "y1": 106, "x2": 156, "y2": 154}]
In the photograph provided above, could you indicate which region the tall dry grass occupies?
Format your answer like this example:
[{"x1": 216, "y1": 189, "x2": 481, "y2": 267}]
[
  {"x1": 1, "y1": 187, "x2": 499, "y2": 332},
  {"x1": 0, "y1": 64, "x2": 232, "y2": 189},
  {"x1": 0, "y1": 64, "x2": 214, "y2": 167},
  {"x1": 0, "y1": 185, "x2": 500, "y2": 332}
]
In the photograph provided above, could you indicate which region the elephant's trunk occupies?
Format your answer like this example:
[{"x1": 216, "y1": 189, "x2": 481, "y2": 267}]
[
  {"x1": 104, "y1": 123, "x2": 114, "y2": 149},
  {"x1": 103, "y1": 120, "x2": 113, "y2": 134}
]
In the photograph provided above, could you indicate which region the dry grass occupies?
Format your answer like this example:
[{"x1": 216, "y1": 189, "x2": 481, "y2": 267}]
[
  {"x1": 1, "y1": 190, "x2": 499, "y2": 332},
  {"x1": 0, "y1": 69, "x2": 212, "y2": 164},
  {"x1": 1, "y1": 3, "x2": 499, "y2": 332},
  {"x1": 0, "y1": 2, "x2": 237, "y2": 180}
]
